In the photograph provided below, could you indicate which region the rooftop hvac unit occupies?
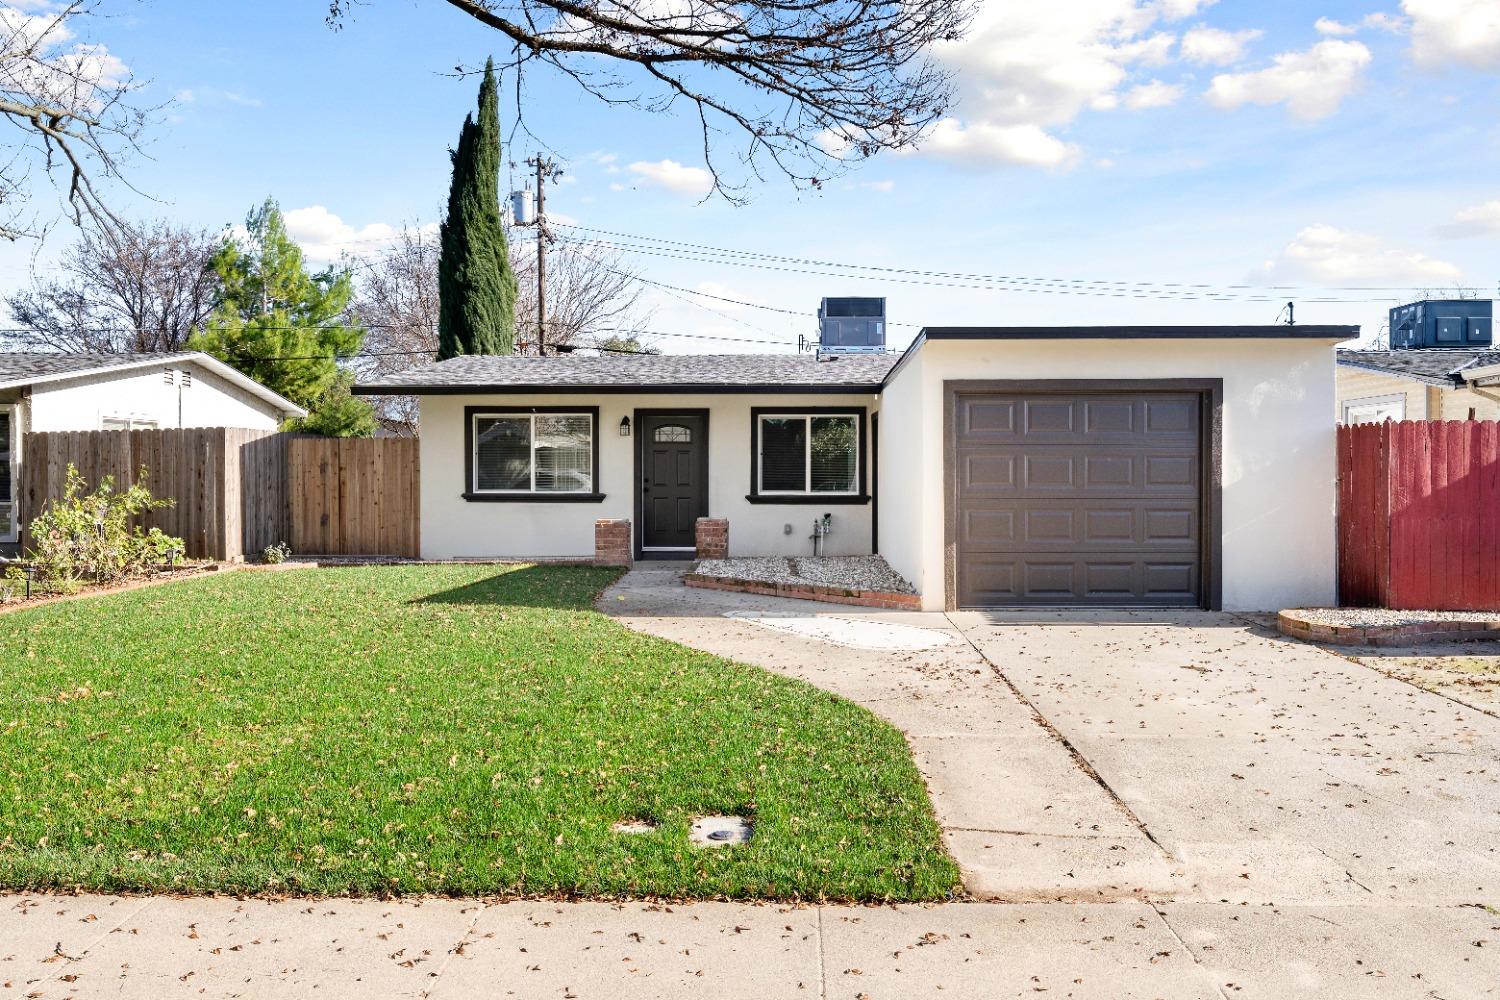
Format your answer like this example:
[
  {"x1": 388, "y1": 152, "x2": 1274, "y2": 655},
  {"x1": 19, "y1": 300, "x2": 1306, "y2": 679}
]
[
  {"x1": 1388, "y1": 299, "x2": 1492, "y2": 350},
  {"x1": 817, "y1": 297, "x2": 886, "y2": 355}
]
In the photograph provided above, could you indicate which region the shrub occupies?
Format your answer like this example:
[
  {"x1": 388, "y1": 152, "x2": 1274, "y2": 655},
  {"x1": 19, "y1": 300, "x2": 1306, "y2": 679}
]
[
  {"x1": 261, "y1": 541, "x2": 292, "y2": 565},
  {"x1": 26, "y1": 465, "x2": 185, "y2": 593}
]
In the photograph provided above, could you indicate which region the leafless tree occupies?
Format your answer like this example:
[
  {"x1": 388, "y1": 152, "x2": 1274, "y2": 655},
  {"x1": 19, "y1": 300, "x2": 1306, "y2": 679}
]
[
  {"x1": 326, "y1": 0, "x2": 975, "y2": 200},
  {"x1": 352, "y1": 224, "x2": 647, "y2": 433},
  {"x1": 3, "y1": 219, "x2": 222, "y2": 352},
  {"x1": 1, "y1": 0, "x2": 153, "y2": 241},
  {"x1": 351, "y1": 226, "x2": 442, "y2": 434},
  {"x1": 512, "y1": 231, "x2": 647, "y2": 354}
]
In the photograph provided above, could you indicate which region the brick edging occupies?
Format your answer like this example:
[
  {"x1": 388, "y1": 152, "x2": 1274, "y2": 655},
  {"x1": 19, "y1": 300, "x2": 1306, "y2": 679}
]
[
  {"x1": 683, "y1": 573, "x2": 921, "y2": 610},
  {"x1": 1277, "y1": 610, "x2": 1500, "y2": 647}
]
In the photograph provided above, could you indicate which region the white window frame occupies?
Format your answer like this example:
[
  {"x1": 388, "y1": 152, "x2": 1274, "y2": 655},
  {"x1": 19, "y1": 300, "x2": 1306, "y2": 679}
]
[
  {"x1": 470, "y1": 410, "x2": 596, "y2": 495},
  {"x1": 0, "y1": 403, "x2": 15, "y2": 543},
  {"x1": 755, "y1": 412, "x2": 861, "y2": 497},
  {"x1": 1341, "y1": 393, "x2": 1406, "y2": 425}
]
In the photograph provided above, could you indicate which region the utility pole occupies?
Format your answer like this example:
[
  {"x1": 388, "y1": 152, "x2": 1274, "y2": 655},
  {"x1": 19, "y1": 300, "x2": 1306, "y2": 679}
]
[{"x1": 524, "y1": 155, "x2": 562, "y2": 355}]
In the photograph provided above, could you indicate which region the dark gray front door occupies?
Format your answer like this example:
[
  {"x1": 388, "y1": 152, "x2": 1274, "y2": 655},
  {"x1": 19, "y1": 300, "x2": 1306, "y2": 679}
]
[
  {"x1": 641, "y1": 413, "x2": 707, "y2": 550},
  {"x1": 952, "y1": 390, "x2": 1204, "y2": 607}
]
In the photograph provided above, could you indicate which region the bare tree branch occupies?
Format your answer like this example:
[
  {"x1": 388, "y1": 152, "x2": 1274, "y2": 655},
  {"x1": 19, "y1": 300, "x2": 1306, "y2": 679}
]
[
  {"x1": 352, "y1": 222, "x2": 650, "y2": 433},
  {"x1": 2, "y1": 218, "x2": 221, "y2": 352},
  {"x1": 327, "y1": 0, "x2": 975, "y2": 200},
  {"x1": 1, "y1": 0, "x2": 154, "y2": 241}
]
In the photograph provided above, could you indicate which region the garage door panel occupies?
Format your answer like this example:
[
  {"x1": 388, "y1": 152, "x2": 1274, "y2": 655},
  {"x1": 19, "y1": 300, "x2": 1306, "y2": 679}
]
[
  {"x1": 960, "y1": 499, "x2": 1200, "y2": 551},
  {"x1": 956, "y1": 394, "x2": 1199, "y2": 446},
  {"x1": 957, "y1": 447, "x2": 1200, "y2": 498},
  {"x1": 952, "y1": 387, "x2": 1207, "y2": 609},
  {"x1": 958, "y1": 553, "x2": 1201, "y2": 606}
]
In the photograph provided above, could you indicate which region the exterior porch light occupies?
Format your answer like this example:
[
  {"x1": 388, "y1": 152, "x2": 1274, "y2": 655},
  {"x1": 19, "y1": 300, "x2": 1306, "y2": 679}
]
[{"x1": 619, "y1": 416, "x2": 631, "y2": 437}]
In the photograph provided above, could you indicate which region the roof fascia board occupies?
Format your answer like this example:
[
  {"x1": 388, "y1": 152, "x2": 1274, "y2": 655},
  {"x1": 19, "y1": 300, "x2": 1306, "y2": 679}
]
[
  {"x1": 355, "y1": 382, "x2": 884, "y2": 396},
  {"x1": 0, "y1": 352, "x2": 307, "y2": 418},
  {"x1": 1460, "y1": 362, "x2": 1500, "y2": 384},
  {"x1": 920, "y1": 325, "x2": 1358, "y2": 341}
]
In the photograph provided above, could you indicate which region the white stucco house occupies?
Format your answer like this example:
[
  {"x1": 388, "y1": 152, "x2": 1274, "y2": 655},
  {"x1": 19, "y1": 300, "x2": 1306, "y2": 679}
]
[
  {"x1": 357, "y1": 323, "x2": 1357, "y2": 612},
  {"x1": 0, "y1": 351, "x2": 304, "y2": 543}
]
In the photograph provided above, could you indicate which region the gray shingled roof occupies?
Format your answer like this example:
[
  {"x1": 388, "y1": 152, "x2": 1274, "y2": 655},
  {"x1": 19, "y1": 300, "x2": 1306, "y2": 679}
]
[
  {"x1": 355, "y1": 353, "x2": 897, "y2": 393},
  {"x1": 1336, "y1": 348, "x2": 1500, "y2": 386},
  {"x1": 0, "y1": 351, "x2": 193, "y2": 385}
]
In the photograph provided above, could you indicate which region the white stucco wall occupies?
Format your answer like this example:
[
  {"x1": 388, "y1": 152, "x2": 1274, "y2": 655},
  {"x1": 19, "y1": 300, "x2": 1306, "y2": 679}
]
[
  {"x1": 26, "y1": 361, "x2": 284, "y2": 432},
  {"x1": 418, "y1": 392, "x2": 880, "y2": 560},
  {"x1": 878, "y1": 338, "x2": 1340, "y2": 612}
]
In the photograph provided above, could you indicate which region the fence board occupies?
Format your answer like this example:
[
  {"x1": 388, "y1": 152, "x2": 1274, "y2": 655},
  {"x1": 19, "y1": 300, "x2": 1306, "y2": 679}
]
[
  {"x1": 20, "y1": 427, "x2": 286, "y2": 562},
  {"x1": 1339, "y1": 419, "x2": 1500, "y2": 611},
  {"x1": 287, "y1": 437, "x2": 419, "y2": 558}
]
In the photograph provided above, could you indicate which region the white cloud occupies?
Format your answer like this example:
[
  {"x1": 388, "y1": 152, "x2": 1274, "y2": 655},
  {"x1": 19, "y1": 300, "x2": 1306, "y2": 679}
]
[
  {"x1": 1206, "y1": 39, "x2": 1371, "y2": 120},
  {"x1": 281, "y1": 206, "x2": 423, "y2": 264},
  {"x1": 694, "y1": 281, "x2": 747, "y2": 311},
  {"x1": 1123, "y1": 78, "x2": 1184, "y2": 108},
  {"x1": 1362, "y1": 11, "x2": 1407, "y2": 32},
  {"x1": 857, "y1": 179, "x2": 896, "y2": 193},
  {"x1": 1405, "y1": 0, "x2": 1500, "y2": 69},
  {"x1": 1315, "y1": 17, "x2": 1358, "y2": 36},
  {"x1": 626, "y1": 159, "x2": 714, "y2": 198},
  {"x1": 915, "y1": 118, "x2": 1081, "y2": 168},
  {"x1": 923, "y1": 0, "x2": 1223, "y2": 166},
  {"x1": 0, "y1": 4, "x2": 129, "y2": 116},
  {"x1": 1259, "y1": 224, "x2": 1462, "y2": 285},
  {"x1": 1179, "y1": 25, "x2": 1263, "y2": 64},
  {"x1": 1437, "y1": 199, "x2": 1500, "y2": 237}
]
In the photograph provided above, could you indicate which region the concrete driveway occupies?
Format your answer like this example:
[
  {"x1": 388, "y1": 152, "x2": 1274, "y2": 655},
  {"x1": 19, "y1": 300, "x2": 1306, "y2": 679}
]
[
  {"x1": 606, "y1": 567, "x2": 1500, "y2": 906},
  {"x1": 601, "y1": 565, "x2": 1500, "y2": 994}
]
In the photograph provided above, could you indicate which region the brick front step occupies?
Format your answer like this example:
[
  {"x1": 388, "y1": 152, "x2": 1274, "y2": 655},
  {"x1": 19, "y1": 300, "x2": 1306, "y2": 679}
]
[
  {"x1": 683, "y1": 573, "x2": 922, "y2": 611},
  {"x1": 1277, "y1": 610, "x2": 1500, "y2": 647}
]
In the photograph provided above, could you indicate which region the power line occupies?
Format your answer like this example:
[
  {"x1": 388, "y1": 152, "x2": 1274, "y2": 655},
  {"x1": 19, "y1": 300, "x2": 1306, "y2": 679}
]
[
  {"x1": 558, "y1": 222, "x2": 1492, "y2": 300},
  {"x1": 564, "y1": 234, "x2": 1424, "y2": 306}
]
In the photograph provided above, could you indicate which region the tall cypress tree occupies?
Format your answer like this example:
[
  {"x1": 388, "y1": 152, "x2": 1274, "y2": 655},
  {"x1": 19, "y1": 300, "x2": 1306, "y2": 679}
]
[{"x1": 438, "y1": 58, "x2": 517, "y2": 358}]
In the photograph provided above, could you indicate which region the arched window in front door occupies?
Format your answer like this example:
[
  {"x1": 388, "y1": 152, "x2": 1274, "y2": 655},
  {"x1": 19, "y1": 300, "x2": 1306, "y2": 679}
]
[{"x1": 653, "y1": 424, "x2": 692, "y2": 443}]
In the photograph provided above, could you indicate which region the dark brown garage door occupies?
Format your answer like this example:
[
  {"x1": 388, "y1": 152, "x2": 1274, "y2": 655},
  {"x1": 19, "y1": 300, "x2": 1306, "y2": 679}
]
[{"x1": 950, "y1": 387, "x2": 1208, "y2": 608}]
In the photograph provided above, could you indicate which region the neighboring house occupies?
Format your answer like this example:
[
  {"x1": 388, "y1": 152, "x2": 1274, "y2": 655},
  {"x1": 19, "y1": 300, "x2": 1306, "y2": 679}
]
[
  {"x1": 358, "y1": 314, "x2": 1354, "y2": 613},
  {"x1": 1337, "y1": 299, "x2": 1497, "y2": 424},
  {"x1": 0, "y1": 352, "x2": 305, "y2": 545}
]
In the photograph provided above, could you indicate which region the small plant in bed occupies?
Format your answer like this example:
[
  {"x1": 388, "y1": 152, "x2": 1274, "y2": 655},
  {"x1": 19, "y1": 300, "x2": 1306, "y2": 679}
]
[{"x1": 0, "y1": 563, "x2": 958, "y2": 901}]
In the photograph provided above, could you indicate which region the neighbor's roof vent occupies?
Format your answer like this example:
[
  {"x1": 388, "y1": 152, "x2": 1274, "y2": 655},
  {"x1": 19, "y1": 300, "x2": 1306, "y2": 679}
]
[{"x1": 815, "y1": 297, "x2": 886, "y2": 358}]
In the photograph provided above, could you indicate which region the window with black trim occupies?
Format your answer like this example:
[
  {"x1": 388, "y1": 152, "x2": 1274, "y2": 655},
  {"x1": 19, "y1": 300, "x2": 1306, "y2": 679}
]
[
  {"x1": 467, "y1": 408, "x2": 600, "y2": 498},
  {"x1": 751, "y1": 409, "x2": 865, "y2": 500}
]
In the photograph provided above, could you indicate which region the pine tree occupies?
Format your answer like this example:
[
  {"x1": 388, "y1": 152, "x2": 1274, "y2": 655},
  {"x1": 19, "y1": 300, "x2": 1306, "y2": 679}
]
[
  {"x1": 438, "y1": 58, "x2": 517, "y2": 358},
  {"x1": 190, "y1": 198, "x2": 375, "y2": 436}
]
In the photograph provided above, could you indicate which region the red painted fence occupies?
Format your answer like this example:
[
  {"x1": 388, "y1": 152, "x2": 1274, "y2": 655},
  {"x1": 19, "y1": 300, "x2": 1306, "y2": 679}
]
[{"x1": 1338, "y1": 420, "x2": 1500, "y2": 610}]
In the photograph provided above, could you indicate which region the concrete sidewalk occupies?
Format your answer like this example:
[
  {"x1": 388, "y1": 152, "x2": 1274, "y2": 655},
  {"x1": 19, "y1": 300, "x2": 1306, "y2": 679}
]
[{"x1": 6, "y1": 891, "x2": 1496, "y2": 999}]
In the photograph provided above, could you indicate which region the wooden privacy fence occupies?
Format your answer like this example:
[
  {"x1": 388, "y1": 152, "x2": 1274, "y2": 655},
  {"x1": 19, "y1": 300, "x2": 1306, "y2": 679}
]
[
  {"x1": 20, "y1": 430, "x2": 420, "y2": 561},
  {"x1": 20, "y1": 427, "x2": 290, "y2": 561},
  {"x1": 1338, "y1": 420, "x2": 1500, "y2": 610},
  {"x1": 289, "y1": 437, "x2": 419, "y2": 558}
]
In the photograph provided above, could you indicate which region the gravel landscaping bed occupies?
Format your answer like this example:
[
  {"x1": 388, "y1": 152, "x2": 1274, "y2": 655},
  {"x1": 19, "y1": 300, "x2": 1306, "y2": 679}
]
[
  {"x1": 1286, "y1": 608, "x2": 1500, "y2": 627},
  {"x1": 692, "y1": 556, "x2": 918, "y2": 595}
]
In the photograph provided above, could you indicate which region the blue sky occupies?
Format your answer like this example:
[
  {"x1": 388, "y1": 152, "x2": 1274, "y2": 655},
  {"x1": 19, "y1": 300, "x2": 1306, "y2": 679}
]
[{"x1": 3, "y1": 0, "x2": 1498, "y2": 352}]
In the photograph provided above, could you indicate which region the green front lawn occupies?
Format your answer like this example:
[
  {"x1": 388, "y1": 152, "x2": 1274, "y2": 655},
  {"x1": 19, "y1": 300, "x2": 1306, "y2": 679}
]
[{"x1": 0, "y1": 565, "x2": 958, "y2": 900}]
